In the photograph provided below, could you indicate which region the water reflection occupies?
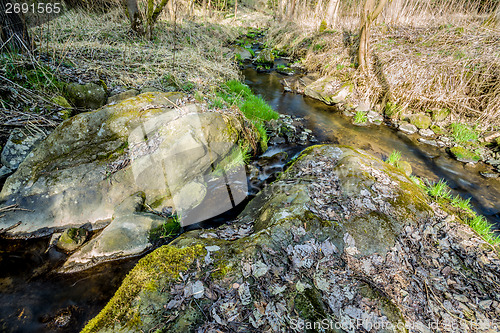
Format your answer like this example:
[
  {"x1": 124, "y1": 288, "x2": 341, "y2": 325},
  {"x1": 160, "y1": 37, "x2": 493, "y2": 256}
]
[{"x1": 243, "y1": 68, "x2": 500, "y2": 228}]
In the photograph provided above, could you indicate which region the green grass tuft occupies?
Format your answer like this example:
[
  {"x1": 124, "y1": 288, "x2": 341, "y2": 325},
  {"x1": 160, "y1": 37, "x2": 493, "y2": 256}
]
[
  {"x1": 353, "y1": 111, "x2": 368, "y2": 124},
  {"x1": 427, "y1": 179, "x2": 452, "y2": 200},
  {"x1": 451, "y1": 195, "x2": 473, "y2": 213},
  {"x1": 387, "y1": 150, "x2": 402, "y2": 166},
  {"x1": 450, "y1": 123, "x2": 479, "y2": 143},
  {"x1": 468, "y1": 215, "x2": 500, "y2": 246}
]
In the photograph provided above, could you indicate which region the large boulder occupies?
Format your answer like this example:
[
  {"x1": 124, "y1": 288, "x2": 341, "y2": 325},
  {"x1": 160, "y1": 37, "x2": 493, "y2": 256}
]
[
  {"x1": 304, "y1": 76, "x2": 354, "y2": 105},
  {"x1": 83, "y1": 145, "x2": 500, "y2": 333},
  {"x1": 0, "y1": 92, "x2": 246, "y2": 241}
]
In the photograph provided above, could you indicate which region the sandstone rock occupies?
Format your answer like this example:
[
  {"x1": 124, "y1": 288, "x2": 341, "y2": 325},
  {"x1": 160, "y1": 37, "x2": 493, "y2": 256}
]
[
  {"x1": 304, "y1": 77, "x2": 354, "y2": 105},
  {"x1": 409, "y1": 113, "x2": 432, "y2": 129},
  {"x1": 59, "y1": 212, "x2": 165, "y2": 273},
  {"x1": 399, "y1": 122, "x2": 418, "y2": 134},
  {"x1": 65, "y1": 82, "x2": 107, "y2": 109},
  {"x1": 83, "y1": 145, "x2": 500, "y2": 333},
  {"x1": 108, "y1": 89, "x2": 139, "y2": 104},
  {"x1": 1, "y1": 128, "x2": 46, "y2": 171},
  {"x1": 431, "y1": 108, "x2": 450, "y2": 122},
  {"x1": 0, "y1": 92, "x2": 245, "y2": 239}
]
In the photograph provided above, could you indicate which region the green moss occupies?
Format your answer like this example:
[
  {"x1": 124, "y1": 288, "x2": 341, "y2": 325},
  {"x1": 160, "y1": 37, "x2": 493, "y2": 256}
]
[
  {"x1": 319, "y1": 20, "x2": 327, "y2": 33},
  {"x1": 81, "y1": 244, "x2": 204, "y2": 333},
  {"x1": 431, "y1": 108, "x2": 450, "y2": 122},
  {"x1": 430, "y1": 124, "x2": 445, "y2": 135},
  {"x1": 409, "y1": 113, "x2": 432, "y2": 129},
  {"x1": 211, "y1": 258, "x2": 233, "y2": 280},
  {"x1": 294, "y1": 286, "x2": 327, "y2": 326},
  {"x1": 449, "y1": 146, "x2": 480, "y2": 162}
]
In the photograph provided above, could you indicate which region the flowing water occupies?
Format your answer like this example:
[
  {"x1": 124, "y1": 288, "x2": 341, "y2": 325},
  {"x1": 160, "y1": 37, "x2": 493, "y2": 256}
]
[
  {"x1": 242, "y1": 67, "x2": 500, "y2": 229},
  {"x1": 1, "y1": 57, "x2": 499, "y2": 333}
]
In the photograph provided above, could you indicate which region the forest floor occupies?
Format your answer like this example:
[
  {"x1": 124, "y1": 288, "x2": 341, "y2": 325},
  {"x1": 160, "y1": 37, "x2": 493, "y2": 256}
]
[{"x1": 0, "y1": 7, "x2": 270, "y2": 149}]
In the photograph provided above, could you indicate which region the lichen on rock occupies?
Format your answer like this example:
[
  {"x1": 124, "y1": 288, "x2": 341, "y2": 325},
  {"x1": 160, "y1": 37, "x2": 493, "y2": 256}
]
[{"x1": 83, "y1": 145, "x2": 499, "y2": 333}]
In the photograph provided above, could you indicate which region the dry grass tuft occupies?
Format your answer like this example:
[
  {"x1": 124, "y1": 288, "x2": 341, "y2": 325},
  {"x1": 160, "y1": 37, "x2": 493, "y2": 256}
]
[
  {"x1": 267, "y1": 17, "x2": 500, "y2": 129},
  {"x1": 31, "y1": 8, "x2": 243, "y2": 90}
]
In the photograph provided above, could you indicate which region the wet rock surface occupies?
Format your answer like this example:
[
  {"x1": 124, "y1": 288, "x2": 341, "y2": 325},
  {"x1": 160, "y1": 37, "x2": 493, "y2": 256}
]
[
  {"x1": 83, "y1": 145, "x2": 500, "y2": 333},
  {"x1": 0, "y1": 91, "x2": 251, "y2": 270}
]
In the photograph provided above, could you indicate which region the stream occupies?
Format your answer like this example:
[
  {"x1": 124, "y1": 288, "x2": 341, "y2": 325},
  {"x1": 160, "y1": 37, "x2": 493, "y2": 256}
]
[
  {"x1": 242, "y1": 66, "x2": 500, "y2": 229},
  {"x1": 1, "y1": 56, "x2": 499, "y2": 333}
]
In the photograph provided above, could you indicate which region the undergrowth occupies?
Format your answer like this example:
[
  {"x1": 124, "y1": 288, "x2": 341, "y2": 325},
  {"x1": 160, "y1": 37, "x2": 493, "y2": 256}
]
[
  {"x1": 265, "y1": 16, "x2": 500, "y2": 130},
  {"x1": 210, "y1": 79, "x2": 279, "y2": 152},
  {"x1": 425, "y1": 178, "x2": 499, "y2": 246}
]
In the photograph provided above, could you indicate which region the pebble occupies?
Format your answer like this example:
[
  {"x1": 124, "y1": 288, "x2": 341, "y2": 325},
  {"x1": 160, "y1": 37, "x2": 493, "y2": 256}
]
[
  {"x1": 478, "y1": 299, "x2": 492, "y2": 310},
  {"x1": 480, "y1": 172, "x2": 499, "y2": 179}
]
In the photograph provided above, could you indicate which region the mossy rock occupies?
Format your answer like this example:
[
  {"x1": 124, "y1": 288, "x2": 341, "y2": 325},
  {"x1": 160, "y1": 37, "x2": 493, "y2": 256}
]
[
  {"x1": 254, "y1": 48, "x2": 275, "y2": 65},
  {"x1": 52, "y1": 95, "x2": 72, "y2": 108},
  {"x1": 449, "y1": 146, "x2": 480, "y2": 163},
  {"x1": 56, "y1": 228, "x2": 87, "y2": 252},
  {"x1": 409, "y1": 113, "x2": 432, "y2": 129},
  {"x1": 65, "y1": 82, "x2": 107, "y2": 109},
  {"x1": 430, "y1": 124, "x2": 445, "y2": 135},
  {"x1": 304, "y1": 77, "x2": 354, "y2": 105},
  {"x1": 431, "y1": 108, "x2": 450, "y2": 122},
  {"x1": 0, "y1": 92, "x2": 247, "y2": 241},
  {"x1": 396, "y1": 160, "x2": 412, "y2": 177},
  {"x1": 384, "y1": 102, "x2": 400, "y2": 119},
  {"x1": 83, "y1": 144, "x2": 498, "y2": 333}
]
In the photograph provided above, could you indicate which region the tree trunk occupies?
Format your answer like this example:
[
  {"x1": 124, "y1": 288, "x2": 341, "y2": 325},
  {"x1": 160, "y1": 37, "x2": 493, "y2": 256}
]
[
  {"x1": 287, "y1": 0, "x2": 296, "y2": 19},
  {"x1": 325, "y1": 0, "x2": 339, "y2": 27},
  {"x1": 357, "y1": 0, "x2": 387, "y2": 71},
  {"x1": 314, "y1": 0, "x2": 324, "y2": 20},
  {"x1": 0, "y1": 0, "x2": 32, "y2": 52},
  {"x1": 234, "y1": 0, "x2": 238, "y2": 19},
  {"x1": 124, "y1": 0, "x2": 143, "y2": 34}
]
